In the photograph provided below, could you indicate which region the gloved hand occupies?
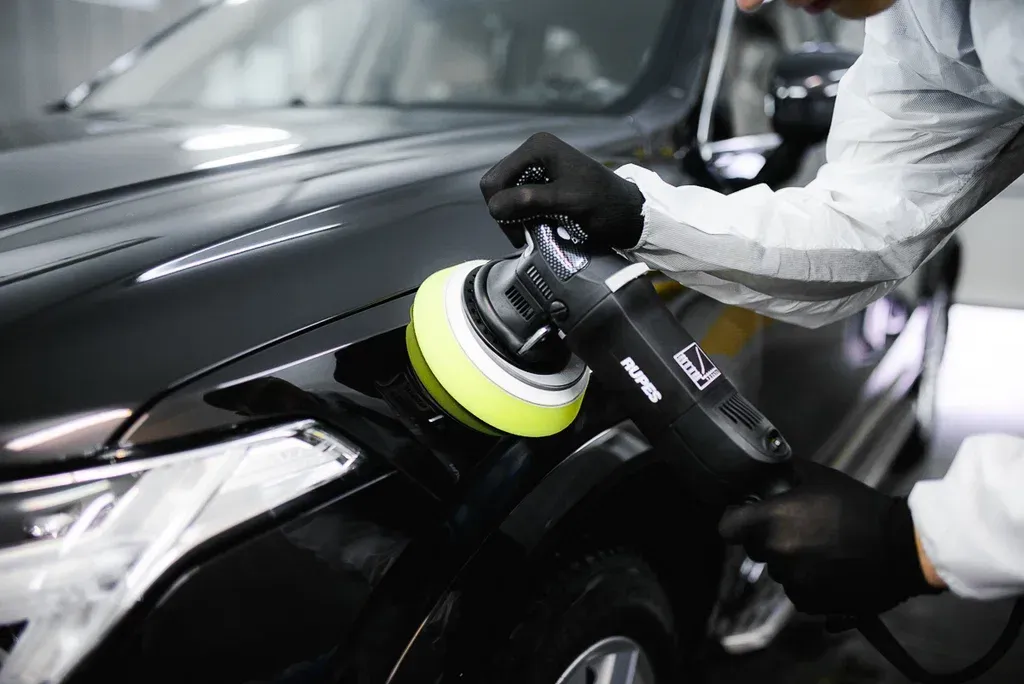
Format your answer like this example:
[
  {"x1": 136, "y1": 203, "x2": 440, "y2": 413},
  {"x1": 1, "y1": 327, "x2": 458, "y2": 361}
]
[
  {"x1": 718, "y1": 460, "x2": 943, "y2": 616},
  {"x1": 479, "y1": 132, "x2": 646, "y2": 250}
]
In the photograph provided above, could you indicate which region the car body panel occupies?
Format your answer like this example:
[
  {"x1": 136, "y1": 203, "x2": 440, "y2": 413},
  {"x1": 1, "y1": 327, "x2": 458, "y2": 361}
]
[
  {"x1": 0, "y1": 107, "x2": 582, "y2": 220},
  {"x1": 67, "y1": 408, "x2": 713, "y2": 684},
  {"x1": 0, "y1": 0, "x2": 955, "y2": 681},
  {"x1": 0, "y1": 111, "x2": 647, "y2": 468},
  {"x1": 0, "y1": 0, "x2": 726, "y2": 466},
  {"x1": 62, "y1": 331, "x2": 687, "y2": 684},
  {"x1": 68, "y1": 471, "x2": 425, "y2": 684}
]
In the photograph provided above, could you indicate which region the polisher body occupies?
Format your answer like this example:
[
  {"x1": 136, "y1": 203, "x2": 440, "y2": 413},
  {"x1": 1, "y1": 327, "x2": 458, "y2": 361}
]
[
  {"x1": 485, "y1": 227, "x2": 797, "y2": 504},
  {"x1": 405, "y1": 163, "x2": 793, "y2": 502}
]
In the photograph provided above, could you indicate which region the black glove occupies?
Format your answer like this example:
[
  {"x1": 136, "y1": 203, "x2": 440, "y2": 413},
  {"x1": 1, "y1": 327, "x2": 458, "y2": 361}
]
[
  {"x1": 479, "y1": 132, "x2": 646, "y2": 250},
  {"x1": 718, "y1": 460, "x2": 942, "y2": 616}
]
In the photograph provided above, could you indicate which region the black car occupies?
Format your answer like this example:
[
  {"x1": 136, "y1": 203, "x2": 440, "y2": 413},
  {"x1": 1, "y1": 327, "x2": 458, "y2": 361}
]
[{"x1": 0, "y1": 1, "x2": 958, "y2": 682}]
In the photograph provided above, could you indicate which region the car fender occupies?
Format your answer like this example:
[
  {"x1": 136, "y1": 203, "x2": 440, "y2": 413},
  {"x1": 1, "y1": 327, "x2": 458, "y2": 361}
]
[{"x1": 348, "y1": 420, "x2": 688, "y2": 683}]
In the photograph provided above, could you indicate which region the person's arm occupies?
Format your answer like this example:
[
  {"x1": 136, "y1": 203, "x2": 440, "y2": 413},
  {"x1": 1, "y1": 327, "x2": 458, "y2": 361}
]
[
  {"x1": 909, "y1": 434, "x2": 1024, "y2": 600},
  {"x1": 615, "y1": 4, "x2": 1024, "y2": 328}
]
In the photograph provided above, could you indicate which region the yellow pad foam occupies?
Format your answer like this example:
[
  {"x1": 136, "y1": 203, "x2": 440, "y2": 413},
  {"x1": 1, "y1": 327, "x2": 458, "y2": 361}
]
[
  {"x1": 406, "y1": 322, "x2": 502, "y2": 436},
  {"x1": 408, "y1": 264, "x2": 585, "y2": 438}
]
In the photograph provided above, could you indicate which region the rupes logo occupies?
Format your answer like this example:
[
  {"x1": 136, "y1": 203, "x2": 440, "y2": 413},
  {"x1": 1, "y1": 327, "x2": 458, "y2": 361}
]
[{"x1": 620, "y1": 357, "x2": 662, "y2": 403}]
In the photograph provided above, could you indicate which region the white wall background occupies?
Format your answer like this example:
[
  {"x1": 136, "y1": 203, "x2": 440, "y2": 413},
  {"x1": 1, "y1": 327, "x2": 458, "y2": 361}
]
[
  {"x1": 0, "y1": 0, "x2": 202, "y2": 121},
  {"x1": 953, "y1": 178, "x2": 1024, "y2": 308}
]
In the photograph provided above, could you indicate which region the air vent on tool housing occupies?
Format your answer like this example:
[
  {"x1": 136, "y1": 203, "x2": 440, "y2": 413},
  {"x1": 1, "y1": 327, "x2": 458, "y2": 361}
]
[
  {"x1": 526, "y1": 265, "x2": 553, "y2": 300},
  {"x1": 505, "y1": 285, "x2": 535, "y2": 321},
  {"x1": 718, "y1": 394, "x2": 764, "y2": 430}
]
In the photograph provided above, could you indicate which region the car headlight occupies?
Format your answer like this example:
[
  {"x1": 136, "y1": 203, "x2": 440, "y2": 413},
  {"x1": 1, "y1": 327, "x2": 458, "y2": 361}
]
[{"x1": 0, "y1": 420, "x2": 363, "y2": 684}]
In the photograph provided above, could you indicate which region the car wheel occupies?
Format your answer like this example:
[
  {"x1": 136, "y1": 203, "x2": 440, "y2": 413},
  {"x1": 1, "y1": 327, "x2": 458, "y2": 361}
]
[{"x1": 483, "y1": 548, "x2": 679, "y2": 684}]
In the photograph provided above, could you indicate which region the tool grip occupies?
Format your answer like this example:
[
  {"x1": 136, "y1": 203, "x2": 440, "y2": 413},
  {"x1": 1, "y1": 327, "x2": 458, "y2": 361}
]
[
  {"x1": 514, "y1": 164, "x2": 603, "y2": 281},
  {"x1": 525, "y1": 223, "x2": 592, "y2": 281}
]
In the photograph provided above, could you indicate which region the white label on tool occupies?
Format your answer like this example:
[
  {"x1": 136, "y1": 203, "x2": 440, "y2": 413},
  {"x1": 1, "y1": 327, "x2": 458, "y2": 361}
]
[
  {"x1": 674, "y1": 343, "x2": 721, "y2": 390},
  {"x1": 620, "y1": 357, "x2": 662, "y2": 403}
]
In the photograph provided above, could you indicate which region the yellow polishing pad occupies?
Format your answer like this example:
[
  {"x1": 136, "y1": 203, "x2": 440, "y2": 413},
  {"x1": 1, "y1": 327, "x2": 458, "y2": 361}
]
[
  {"x1": 407, "y1": 264, "x2": 586, "y2": 438},
  {"x1": 406, "y1": 322, "x2": 502, "y2": 436}
]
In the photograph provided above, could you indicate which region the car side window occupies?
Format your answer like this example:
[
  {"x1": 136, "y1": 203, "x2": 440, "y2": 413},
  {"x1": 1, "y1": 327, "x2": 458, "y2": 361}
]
[
  {"x1": 173, "y1": 0, "x2": 366, "y2": 108},
  {"x1": 82, "y1": 0, "x2": 673, "y2": 114},
  {"x1": 394, "y1": 23, "x2": 602, "y2": 100},
  {"x1": 381, "y1": 1, "x2": 664, "y2": 109}
]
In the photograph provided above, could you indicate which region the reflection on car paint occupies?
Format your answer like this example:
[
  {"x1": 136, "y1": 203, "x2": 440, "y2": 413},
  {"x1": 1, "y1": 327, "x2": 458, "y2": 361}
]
[{"x1": 71, "y1": 473, "x2": 422, "y2": 684}]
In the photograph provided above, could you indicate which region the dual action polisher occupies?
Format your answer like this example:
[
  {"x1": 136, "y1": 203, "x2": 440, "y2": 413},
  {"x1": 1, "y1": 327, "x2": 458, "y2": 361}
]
[{"x1": 405, "y1": 166, "x2": 795, "y2": 504}]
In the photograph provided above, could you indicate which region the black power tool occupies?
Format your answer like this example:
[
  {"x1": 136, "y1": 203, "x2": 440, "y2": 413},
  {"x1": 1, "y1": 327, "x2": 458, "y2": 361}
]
[
  {"x1": 406, "y1": 167, "x2": 1022, "y2": 683},
  {"x1": 407, "y1": 170, "x2": 795, "y2": 504}
]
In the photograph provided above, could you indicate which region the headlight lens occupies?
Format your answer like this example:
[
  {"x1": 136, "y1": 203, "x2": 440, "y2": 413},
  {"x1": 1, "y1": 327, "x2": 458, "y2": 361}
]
[{"x1": 0, "y1": 420, "x2": 362, "y2": 684}]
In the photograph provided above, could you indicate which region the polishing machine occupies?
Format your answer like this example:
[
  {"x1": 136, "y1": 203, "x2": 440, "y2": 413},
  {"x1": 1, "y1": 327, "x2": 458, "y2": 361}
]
[{"x1": 405, "y1": 166, "x2": 794, "y2": 505}]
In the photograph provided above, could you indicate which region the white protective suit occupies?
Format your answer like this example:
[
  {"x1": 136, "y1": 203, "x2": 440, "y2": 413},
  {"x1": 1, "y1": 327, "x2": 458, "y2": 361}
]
[{"x1": 613, "y1": 0, "x2": 1024, "y2": 601}]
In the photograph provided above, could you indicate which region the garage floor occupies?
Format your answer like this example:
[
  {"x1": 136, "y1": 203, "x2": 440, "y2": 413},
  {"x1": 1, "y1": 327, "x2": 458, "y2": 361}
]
[{"x1": 700, "y1": 304, "x2": 1024, "y2": 684}]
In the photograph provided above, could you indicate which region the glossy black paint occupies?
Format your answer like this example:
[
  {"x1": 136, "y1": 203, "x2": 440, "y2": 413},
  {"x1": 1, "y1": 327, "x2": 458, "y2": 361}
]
[
  {"x1": 118, "y1": 294, "x2": 494, "y2": 501},
  {"x1": 0, "y1": 107, "x2": 570, "y2": 218},
  {"x1": 0, "y1": 1, "x2": 732, "y2": 679},
  {"x1": 0, "y1": 0, "x2": 727, "y2": 466},
  {"x1": 64, "y1": 309, "x2": 715, "y2": 684},
  {"x1": 30, "y1": 246, "x2": 724, "y2": 682},
  {"x1": 73, "y1": 423, "x2": 714, "y2": 684},
  {"x1": 0, "y1": 3, "x2": 942, "y2": 684},
  {"x1": 68, "y1": 471, "x2": 429, "y2": 684},
  {"x1": 379, "y1": 426, "x2": 725, "y2": 684},
  {"x1": 0, "y1": 113, "x2": 648, "y2": 467}
]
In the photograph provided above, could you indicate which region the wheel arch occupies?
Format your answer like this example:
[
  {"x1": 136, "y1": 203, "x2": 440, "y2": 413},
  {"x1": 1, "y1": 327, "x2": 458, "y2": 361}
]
[{"x1": 381, "y1": 422, "x2": 725, "y2": 683}]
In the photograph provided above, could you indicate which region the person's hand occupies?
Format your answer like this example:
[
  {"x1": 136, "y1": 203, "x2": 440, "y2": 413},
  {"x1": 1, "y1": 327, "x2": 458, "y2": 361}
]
[
  {"x1": 479, "y1": 132, "x2": 646, "y2": 250},
  {"x1": 718, "y1": 460, "x2": 944, "y2": 616}
]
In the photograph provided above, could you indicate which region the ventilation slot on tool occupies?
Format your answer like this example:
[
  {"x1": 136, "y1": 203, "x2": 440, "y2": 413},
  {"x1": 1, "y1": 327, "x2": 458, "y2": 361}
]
[
  {"x1": 718, "y1": 394, "x2": 764, "y2": 430},
  {"x1": 505, "y1": 285, "x2": 535, "y2": 321},
  {"x1": 526, "y1": 265, "x2": 554, "y2": 300}
]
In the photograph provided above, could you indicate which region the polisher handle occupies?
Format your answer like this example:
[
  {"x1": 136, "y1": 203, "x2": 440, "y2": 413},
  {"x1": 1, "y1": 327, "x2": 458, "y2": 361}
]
[
  {"x1": 513, "y1": 163, "x2": 623, "y2": 281},
  {"x1": 524, "y1": 223, "x2": 594, "y2": 281}
]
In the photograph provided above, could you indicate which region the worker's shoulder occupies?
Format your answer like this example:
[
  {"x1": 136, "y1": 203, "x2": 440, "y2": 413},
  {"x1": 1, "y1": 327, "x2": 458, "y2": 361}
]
[
  {"x1": 863, "y1": 0, "x2": 1003, "y2": 95},
  {"x1": 867, "y1": 0, "x2": 976, "y2": 63},
  {"x1": 864, "y1": 0, "x2": 1024, "y2": 107}
]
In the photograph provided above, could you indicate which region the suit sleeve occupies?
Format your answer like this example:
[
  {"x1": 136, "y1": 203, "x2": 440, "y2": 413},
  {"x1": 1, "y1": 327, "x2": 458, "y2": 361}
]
[
  {"x1": 614, "y1": 4, "x2": 1024, "y2": 328},
  {"x1": 909, "y1": 434, "x2": 1024, "y2": 600}
]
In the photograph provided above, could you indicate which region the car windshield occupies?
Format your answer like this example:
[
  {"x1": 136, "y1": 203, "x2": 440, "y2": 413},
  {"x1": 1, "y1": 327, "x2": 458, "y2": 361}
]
[{"x1": 79, "y1": 0, "x2": 675, "y2": 113}]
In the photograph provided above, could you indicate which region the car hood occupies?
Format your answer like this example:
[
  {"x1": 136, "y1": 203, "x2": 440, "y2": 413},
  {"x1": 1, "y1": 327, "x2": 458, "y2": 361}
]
[
  {"x1": 0, "y1": 106, "x2": 549, "y2": 219},
  {"x1": 0, "y1": 105, "x2": 637, "y2": 469}
]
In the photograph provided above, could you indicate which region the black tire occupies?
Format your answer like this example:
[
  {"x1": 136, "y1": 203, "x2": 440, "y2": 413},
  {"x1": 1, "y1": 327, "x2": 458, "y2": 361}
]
[{"x1": 483, "y1": 548, "x2": 679, "y2": 684}]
